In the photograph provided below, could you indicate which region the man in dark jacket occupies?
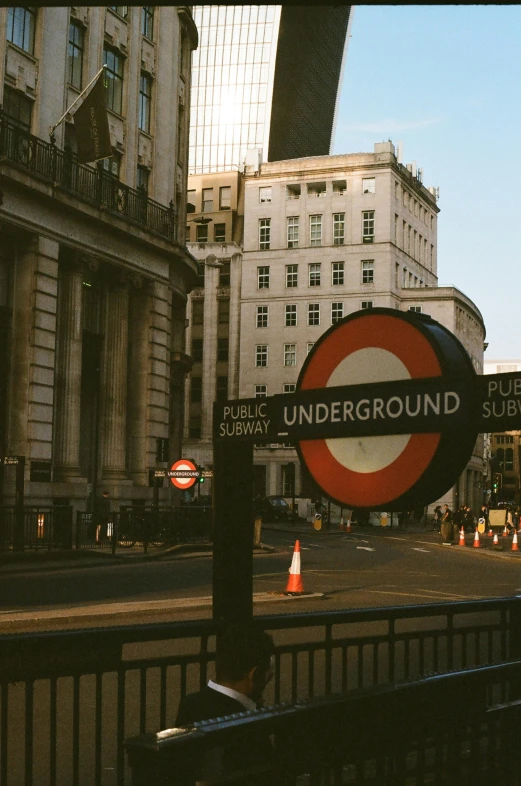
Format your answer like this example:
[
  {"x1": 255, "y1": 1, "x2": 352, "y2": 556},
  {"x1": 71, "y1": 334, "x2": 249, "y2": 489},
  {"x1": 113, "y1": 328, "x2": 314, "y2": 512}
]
[{"x1": 175, "y1": 624, "x2": 276, "y2": 784}]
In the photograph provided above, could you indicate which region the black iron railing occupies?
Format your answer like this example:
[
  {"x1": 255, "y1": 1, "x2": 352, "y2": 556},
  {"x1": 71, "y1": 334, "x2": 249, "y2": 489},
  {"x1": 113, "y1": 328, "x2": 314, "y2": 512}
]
[
  {"x1": 1, "y1": 598, "x2": 521, "y2": 784},
  {"x1": 0, "y1": 116, "x2": 177, "y2": 242},
  {"x1": 126, "y1": 660, "x2": 521, "y2": 785},
  {"x1": 0, "y1": 505, "x2": 72, "y2": 550}
]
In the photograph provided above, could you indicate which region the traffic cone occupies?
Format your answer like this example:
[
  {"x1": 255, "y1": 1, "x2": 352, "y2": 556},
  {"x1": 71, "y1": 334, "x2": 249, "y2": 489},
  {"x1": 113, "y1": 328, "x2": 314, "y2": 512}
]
[
  {"x1": 345, "y1": 517, "x2": 352, "y2": 533},
  {"x1": 458, "y1": 527, "x2": 466, "y2": 546},
  {"x1": 488, "y1": 526, "x2": 493, "y2": 537},
  {"x1": 503, "y1": 526, "x2": 509, "y2": 538},
  {"x1": 339, "y1": 515, "x2": 344, "y2": 531},
  {"x1": 473, "y1": 529, "x2": 481, "y2": 548},
  {"x1": 493, "y1": 532, "x2": 499, "y2": 547},
  {"x1": 285, "y1": 540, "x2": 304, "y2": 594},
  {"x1": 512, "y1": 531, "x2": 519, "y2": 552}
]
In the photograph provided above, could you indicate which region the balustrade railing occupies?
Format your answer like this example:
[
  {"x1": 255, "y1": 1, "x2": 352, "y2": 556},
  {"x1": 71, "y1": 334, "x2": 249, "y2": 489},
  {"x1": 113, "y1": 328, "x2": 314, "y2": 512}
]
[{"x1": 0, "y1": 116, "x2": 176, "y2": 242}]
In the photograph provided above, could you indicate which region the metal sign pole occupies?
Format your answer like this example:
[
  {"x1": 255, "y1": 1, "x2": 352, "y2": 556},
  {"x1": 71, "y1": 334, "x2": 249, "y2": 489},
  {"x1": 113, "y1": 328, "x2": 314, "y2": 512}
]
[{"x1": 212, "y1": 440, "x2": 254, "y2": 623}]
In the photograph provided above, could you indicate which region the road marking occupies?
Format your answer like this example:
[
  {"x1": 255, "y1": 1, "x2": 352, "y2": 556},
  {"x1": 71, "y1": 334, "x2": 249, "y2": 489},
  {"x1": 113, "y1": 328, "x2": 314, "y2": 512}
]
[
  {"x1": 307, "y1": 543, "x2": 328, "y2": 549},
  {"x1": 357, "y1": 546, "x2": 376, "y2": 552},
  {"x1": 411, "y1": 548, "x2": 431, "y2": 553},
  {"x1": 360, "y1": 589, "x2": 471, "y2": 600}
]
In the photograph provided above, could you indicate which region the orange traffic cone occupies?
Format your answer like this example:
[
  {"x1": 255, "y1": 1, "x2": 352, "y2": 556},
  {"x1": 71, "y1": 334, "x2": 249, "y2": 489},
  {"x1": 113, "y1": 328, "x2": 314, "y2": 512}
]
[
  {"x1": 345, "y1": 518, "x2": 352, "y2": 533},
  {"x1": 488, "y1": 526, "x2": 493, "y2": 537},
  {"x1": 503, "y1": 526, "x2": 509, "y2": 537},
  {"x1": 473, "y1": 529, "x2": 481, "y2": 548},
  {"x1": 512, "y1": 531, "x2": 519, "y2": 552},
  {"x1": 285, "y1": 540, "x2": 304, "y2": 594},
  {"x1": 339, "y1": 515, "x2": 344, "y2": 531},
  {"x1": 493, "y1": 532, "x2": 499, "y2": 547},
  {"x1": 458, "y1": 527, "x2": 466, "y2": 546}
]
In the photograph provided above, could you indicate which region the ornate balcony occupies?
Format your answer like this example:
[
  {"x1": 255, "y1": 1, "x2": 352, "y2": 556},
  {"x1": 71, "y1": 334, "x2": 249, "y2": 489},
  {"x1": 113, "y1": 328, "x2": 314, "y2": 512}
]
[{"x1": 0, "y1": 115, "x2": 177, "y2": 242}]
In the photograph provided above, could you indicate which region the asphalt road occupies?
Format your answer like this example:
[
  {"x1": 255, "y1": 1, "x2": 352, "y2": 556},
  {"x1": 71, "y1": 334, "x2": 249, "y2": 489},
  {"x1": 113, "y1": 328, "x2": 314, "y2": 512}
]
[{"x1": 1, "y1": 526, "x2": 521, "y2": 631}]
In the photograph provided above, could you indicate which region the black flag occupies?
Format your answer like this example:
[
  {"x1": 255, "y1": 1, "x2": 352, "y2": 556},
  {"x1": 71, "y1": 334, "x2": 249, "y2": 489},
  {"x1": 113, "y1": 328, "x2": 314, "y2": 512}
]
[{"x1": 73, "y1": 72, "x2": 112, "y2": 164}]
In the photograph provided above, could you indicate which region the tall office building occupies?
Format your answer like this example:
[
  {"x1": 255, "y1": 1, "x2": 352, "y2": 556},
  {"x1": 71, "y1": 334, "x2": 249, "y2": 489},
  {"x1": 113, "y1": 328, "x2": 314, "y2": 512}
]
[{"x1": 189, "y1": 5, "x2": 352, "y2": 174}]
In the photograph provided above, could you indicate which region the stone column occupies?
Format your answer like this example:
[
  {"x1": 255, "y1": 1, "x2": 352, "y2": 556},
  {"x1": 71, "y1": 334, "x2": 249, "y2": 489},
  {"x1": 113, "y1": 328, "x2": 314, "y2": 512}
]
[
  {"x1": 201, "y1": 255, "x2": 219, "y2": 440},
  {"x1": 53, "y1": 258, "x2": 84, "y2": 481},
  {"x1": 128, "y1": 279, "x2": 150, "y2": 485},
  {"x1": 100, "y1": 276, "x2": 130, "y2": 481}
]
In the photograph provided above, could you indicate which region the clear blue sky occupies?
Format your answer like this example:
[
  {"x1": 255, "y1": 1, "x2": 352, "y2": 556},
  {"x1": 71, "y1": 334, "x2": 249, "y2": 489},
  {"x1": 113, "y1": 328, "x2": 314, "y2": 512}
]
[{"x1": 332, "y1": 4, "x2": 521, "y2": 360}]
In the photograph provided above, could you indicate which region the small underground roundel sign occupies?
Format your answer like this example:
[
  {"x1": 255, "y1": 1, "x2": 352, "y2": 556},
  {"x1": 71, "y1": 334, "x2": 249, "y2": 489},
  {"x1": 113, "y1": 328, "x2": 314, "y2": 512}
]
[{"x1": 296, "y1": 308, "x2": 477, "y2": 511}]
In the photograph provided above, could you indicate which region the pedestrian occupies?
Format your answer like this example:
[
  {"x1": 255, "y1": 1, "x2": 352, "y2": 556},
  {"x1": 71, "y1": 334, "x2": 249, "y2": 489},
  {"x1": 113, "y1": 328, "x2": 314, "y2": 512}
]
[
  {"x1": 95, "y1": 491, "x2": 111, "y2": 543},
  {"x1": 440, "y1": 504, "x2": 453, "y2": 545},
  {"x1": 175, "y1": 623, "x2": 277, "y2": 784},
  {"x1": 432, "y1": 505, "x2": 442, "y2": 532},
  {"x1": 464, "y1": 505, "x2": 475, "y2": 534}
]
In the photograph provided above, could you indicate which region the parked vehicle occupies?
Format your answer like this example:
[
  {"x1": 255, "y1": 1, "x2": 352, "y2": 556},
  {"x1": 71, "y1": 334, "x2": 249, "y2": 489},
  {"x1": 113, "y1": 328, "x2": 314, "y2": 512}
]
[{"x1": 257, "y1": 496, "x2": 294, "y2": 522}]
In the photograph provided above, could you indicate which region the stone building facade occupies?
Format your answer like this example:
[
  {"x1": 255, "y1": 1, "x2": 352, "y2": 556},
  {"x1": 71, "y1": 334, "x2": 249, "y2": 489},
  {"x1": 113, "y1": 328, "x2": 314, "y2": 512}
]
[{"x1": 0, "y1": 6, "x2": 198, "y2": 511}]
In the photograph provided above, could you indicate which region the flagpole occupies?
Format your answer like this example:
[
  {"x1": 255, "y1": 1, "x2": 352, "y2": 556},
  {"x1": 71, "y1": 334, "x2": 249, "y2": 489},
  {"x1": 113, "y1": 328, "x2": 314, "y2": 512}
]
[{"x1": 49, "y1": 64, "x2": 107, "y2": 139}]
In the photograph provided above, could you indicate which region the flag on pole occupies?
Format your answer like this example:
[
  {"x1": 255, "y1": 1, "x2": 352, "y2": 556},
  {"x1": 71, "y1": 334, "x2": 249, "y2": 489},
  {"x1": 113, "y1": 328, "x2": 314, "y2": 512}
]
[{"x1": 73, "y1": 71, "x2": 112, "y2": 163}]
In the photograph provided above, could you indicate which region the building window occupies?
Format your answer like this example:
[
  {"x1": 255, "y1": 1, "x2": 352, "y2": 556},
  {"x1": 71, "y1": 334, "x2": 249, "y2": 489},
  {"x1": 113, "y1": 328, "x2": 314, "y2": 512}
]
[
  {"x1": 283, "y1": 383, "x2": 296, "y2": 394},
  {"x1": 103, "y1": 47, "x2": 124, "y2": 115},
  {"x1": 259, "y1": 186, "x2": 272, "y2": 203},
  {"x1": 192, "y1": 300, "x2": 204, "y2": 325},
  {"x1": 137, "y1": 165, "x2": 149, "y2": 193},
  {"x1": 187, "y1": 190, "x2": 196, "y2": 212},
  {"x1": 218, "y1": 299, "x2": 229, "y2": 323},
  {"x1": 362, "y1": 177, "x2": 375, "y2": 194},
  {"x1": 361, "y1": 300, "x2": 374, "y2": 310},
  {"x1": 191, "y1": 338, "x2": 203, "y2": 363},
  {"x1": 217, "y1": 338, "x2": 229, "y2": 361},
  {"x1": 189, "y1": 416, "x2": 201, "y2": 439},
  {"x1": 219, "y1": 261, "x2": 230, "y2": 286},
  {"x1": 332, "y1": 262, "x2": 344, "y2": 286},
  {"x1": 101, "y1": 152, "x2": 121, "y2": 178},
  {"x1": 307, "y1": 342, "x2": 315, "y2": 354},
  {"x1": 196, "y1": 224, "x2": 208, "y2": 243},
  {"x1": 308, "y1": 303, "x2": 320, "y2": 326},
  {"x1": 285, "y1": 304, "x2": 297, "y2": 327},
  {"x1": 109, "y1": 6, "x2": 128, "y2": 17},
  {"x1": 138, "y1": 72, "x2": 152, "y2": 133},
  {"x1": 286, "y1": 264, "x2": 298, "y2": 288},
  {"x1": 202, "y1": 188, "x2": 213, "y2": 212},
  {"x1": 3, "y1": 86, "x2": 32, "y2": 131},
  {"x1": 68, "y1": 20, "x2": 84, "y2": 89},
  {"x1": 409, "y1": 305, "x2": 422, "y2": 313},
  {"x1": 287, "y1": 216, "x2": 299, "y2": 248},
  {"x1": 307, "y1": 182, "x2": 326, "y2": 197},
  {"x1": 331, "y1": 302, "x2": 344, "y2": 324},
  {"x1": 284, "y1": 344, "x2": 296, "y2": 366},
  {"x1": 362, "y1": 211, "x2": 375, "y2": 243},
  {"x1": 394, "y1": 214, "x2": 399, "y2": 243},
  {"x1": 310, "y1": 215, "x2": 322, "y2": 246},
  {"x1": 256, "y1": 345, "x2": 268, "y2": 367},
  {"x1": 259, "y1": 218, "x2": 271, "y2": 250},
  {"x1": 214, "y1": 223, "x2": 226, "y2": 242},
  {"x1": 256, "y1": 305, "x2": 268, "y2": 328},
  {"x1": 309, "y1": 263, "x2": 321, "y2": 287},
  {"x1": 362, "y1": 260, "x2": 374, "y2": 284},
  {"x1": 190, "y1": 376, "x2": 202, "y2": 403},
  {"x1": 333, "y1": 213, "x2": 345, "y2": 245},
  {"x1": 7, "y1": 7, "x2": 36, "y2": 54},
  {"x1": 216, "y1": 376, "x2": 228, "y2": 402},
  {"x1": 286, "y1": 184, "x2": 301, "y2": 200},
  {"x1": 505, "y1": 448, "x2": 514, "y2": 471},
  {"x1": 141, "y1": 6, "x2": 154, "y2": 39},
  {"x1": 255, "y1": 384, "x2": 267, "y2": 398},
  {"x1": 219, "y1": 186, "x2": 231, "y2": 210},
  {"x1": 257, "y1": 266, "x2": 269, "y2": 289}
]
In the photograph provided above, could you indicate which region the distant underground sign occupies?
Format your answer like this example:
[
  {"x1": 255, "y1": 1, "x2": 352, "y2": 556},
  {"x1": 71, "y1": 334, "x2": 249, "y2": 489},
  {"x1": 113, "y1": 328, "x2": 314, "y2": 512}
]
[
  {"x1": 295, "y1": 308, "x2": 477, "y2": 511},
  {"x1": 169, "y1": 459, "x2": 198, "y2": 489}
]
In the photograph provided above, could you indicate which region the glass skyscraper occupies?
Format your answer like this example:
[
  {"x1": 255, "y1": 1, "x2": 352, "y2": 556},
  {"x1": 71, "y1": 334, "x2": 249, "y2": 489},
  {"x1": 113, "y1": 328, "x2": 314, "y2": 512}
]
[{"x1": 189, "y1": 5, "x2": 352, "y2": 174}]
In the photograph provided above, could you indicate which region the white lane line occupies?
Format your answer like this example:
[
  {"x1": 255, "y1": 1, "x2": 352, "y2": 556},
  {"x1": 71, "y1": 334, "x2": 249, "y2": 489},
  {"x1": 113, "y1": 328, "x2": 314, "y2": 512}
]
[
  {"x1": 357, "y1": 546, "x2": 376, "y2": 552},
  {"x1": 412, "y1": 548, "x2": 431, "y2": 553},
  {"x1": 307, "y1": 543, "x2": 328, "y2": 549}
]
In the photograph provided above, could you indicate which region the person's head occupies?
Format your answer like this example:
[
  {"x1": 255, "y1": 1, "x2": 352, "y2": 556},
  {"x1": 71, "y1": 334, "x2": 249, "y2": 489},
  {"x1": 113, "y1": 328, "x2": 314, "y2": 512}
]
[
  {"x1": 444, "y1": 504, "x2": 449, "y2": 510},
  {"x1": 215, "y1": 623, "x2": 275, "y2": 702}
]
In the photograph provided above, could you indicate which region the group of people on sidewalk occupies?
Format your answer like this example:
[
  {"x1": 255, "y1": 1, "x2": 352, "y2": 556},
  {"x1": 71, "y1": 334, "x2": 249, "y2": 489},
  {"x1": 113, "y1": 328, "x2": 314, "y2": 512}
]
[{"x1": 433, "y1": 503, "x2": 521, "y2": 545}]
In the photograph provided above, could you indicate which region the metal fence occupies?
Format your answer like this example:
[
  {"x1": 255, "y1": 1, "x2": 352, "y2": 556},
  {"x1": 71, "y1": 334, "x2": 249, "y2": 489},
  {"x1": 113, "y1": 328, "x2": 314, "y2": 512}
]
[
  {"x1": 126, "y1": 660, "x2": 521, "y2": 785},
  {"x1": 75, "y1": 506, "x2": 212, "y2": 551},
  {"x1": 0, "y1": 506, "x2": 72, "y2": 550},
  {"x1": 1, "y1": 598, "x2": 521, "y2": 785},
  {"x1": 0, "y1": 116, "x2": 177, "y2": 242}
]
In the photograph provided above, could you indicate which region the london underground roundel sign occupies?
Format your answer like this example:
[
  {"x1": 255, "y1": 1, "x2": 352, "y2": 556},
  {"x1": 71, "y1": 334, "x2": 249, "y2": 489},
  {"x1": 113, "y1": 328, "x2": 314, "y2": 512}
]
[
  {"x1": 170, "y1": 459, "x2": 197, "y2": 489},
  {"x1": 296, "y1": 308, "x2": 477, "y2": 511}
]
